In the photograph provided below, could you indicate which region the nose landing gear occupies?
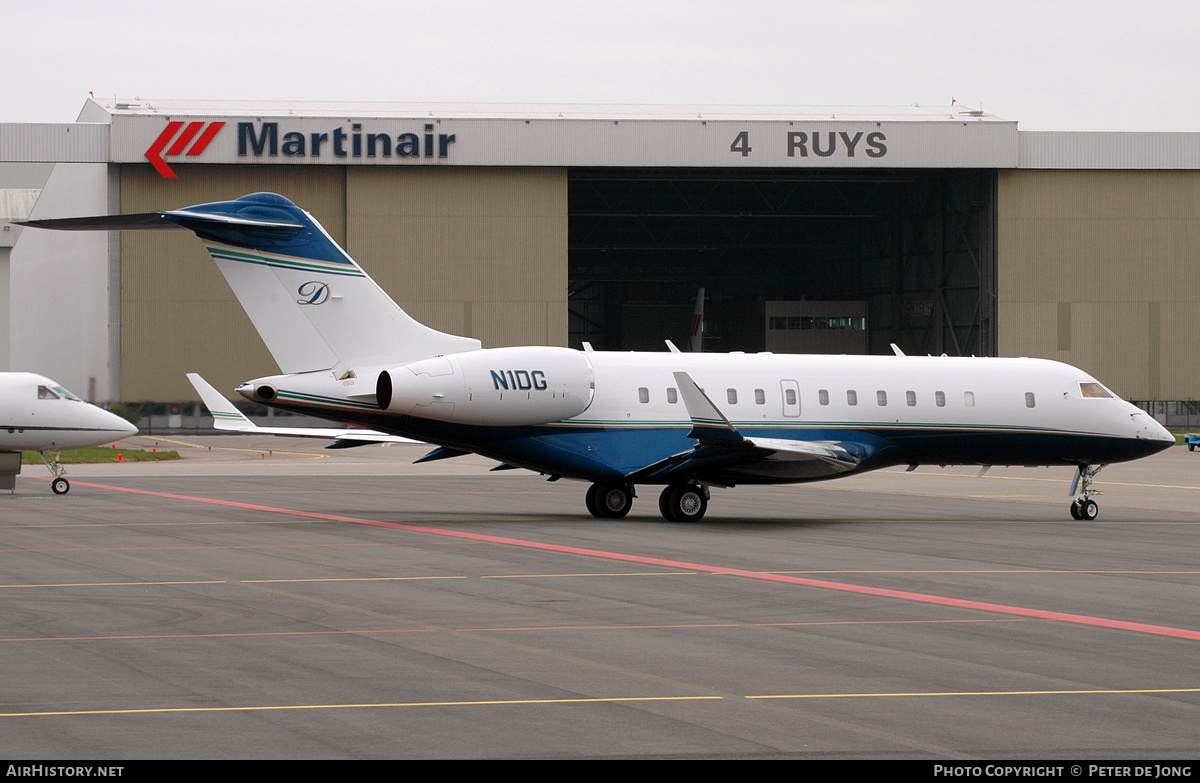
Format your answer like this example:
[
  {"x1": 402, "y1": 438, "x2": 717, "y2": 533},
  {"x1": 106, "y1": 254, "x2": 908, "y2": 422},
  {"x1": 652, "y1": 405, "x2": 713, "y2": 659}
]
[
  {"x1": 37, "y1": 451, "x2": 71, "y2": 495},
  {"x1": 1069, "y1": 464, "x2": 1104, "y2": 520}
]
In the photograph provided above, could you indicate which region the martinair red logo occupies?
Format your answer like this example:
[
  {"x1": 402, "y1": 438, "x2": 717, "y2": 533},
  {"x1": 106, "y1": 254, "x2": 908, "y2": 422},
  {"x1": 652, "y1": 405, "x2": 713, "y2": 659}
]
[{"x1": 144, "y1": 121, "x2": 225, "y2": 178}]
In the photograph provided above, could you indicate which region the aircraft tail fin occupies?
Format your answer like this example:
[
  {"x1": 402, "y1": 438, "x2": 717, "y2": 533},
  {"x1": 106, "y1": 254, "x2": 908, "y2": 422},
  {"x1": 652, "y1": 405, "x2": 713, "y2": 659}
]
[
  {"x1": 24, "y1": 192, "x2": 481, "y2": 373},
  {"x1": 163, "y1": 193, "x2": 480, "y2": 373},
  {"x1": 688, "y1": 287, "x2": 705, "y2": 352}
]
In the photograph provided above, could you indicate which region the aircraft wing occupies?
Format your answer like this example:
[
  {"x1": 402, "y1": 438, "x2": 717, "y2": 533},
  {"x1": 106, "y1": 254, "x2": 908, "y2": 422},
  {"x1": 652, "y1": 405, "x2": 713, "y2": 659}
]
[
  {"x1": 626, "y1": 372, "x2": 861, "y2": 482},
  {"x1": 186, "y1": 373, "x2": 417, "y2": 448}
]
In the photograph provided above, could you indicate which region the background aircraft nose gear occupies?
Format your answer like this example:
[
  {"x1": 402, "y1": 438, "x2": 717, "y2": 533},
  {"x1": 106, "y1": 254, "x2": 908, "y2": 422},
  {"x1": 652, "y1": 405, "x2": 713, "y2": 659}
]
[
  {"x1": 38, "y1": 451, "x2": 70, "y2": 495},
  {"x1": 1069, "y1": 464, "x2": 1105, "y2": 520}
]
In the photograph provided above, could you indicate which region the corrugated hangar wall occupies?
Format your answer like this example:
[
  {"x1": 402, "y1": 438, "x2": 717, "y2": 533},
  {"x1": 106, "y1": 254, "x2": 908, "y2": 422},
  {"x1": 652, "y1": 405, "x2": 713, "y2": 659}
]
[
  {"x1": 998, "y1": 169, "x2": 1200, "y2": 401},
  {"x1": 119, "y1": 165, "x2": 567, "y2": 402}
]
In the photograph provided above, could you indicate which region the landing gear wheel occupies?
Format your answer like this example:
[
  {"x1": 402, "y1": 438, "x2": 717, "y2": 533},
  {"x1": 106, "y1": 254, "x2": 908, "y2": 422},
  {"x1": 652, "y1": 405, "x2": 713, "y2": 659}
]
[
  {"x1": 585, "y1": 483, "x2": 603, "y2": 518},
  {"x1": 664, "y1": 483, "x2": 707, "y2": 522},
  {"x1": 51, "y1": 477, "x2": 69, "y2": 495},
  {"x1": 588, "y1": 483, "x2": 633, "y2": 518},
  {"x1": 658, "y1": 486, "x2": 677, "y2": 521},
  {"x1": 1068, "y1": 465, "x2": 1106, "y2": 520}
]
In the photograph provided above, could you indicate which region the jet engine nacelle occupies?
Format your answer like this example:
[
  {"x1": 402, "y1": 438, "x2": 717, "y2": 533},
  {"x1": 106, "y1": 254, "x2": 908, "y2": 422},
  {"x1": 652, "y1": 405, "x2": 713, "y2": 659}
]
[{"x1": 377, "y1": 346, "x2": 594, "y2": 426}]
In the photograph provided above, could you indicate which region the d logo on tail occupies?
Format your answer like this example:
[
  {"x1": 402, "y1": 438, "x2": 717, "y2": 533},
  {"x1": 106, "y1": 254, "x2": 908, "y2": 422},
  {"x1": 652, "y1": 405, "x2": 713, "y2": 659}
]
[{"x1": 297, "y1": 281, "x2": 330, "y2": 305}]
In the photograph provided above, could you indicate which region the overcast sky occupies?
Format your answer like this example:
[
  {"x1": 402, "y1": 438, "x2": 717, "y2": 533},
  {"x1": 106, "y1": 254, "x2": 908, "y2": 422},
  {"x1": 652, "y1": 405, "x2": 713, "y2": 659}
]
[{"x1": 7, "y1": 1, "x2": 1198, "y2": 131}]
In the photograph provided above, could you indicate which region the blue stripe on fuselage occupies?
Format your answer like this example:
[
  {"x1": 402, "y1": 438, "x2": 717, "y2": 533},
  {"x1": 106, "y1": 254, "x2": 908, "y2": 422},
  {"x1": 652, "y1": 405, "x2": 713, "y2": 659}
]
[{"x1": 250, "y1": 399, "x2": 1169, "y2": 483}]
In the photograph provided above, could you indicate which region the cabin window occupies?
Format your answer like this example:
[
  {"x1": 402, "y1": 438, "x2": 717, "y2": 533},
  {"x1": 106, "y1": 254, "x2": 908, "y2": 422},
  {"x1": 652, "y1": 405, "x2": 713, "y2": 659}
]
[
  {"x1": 906, "y1": 390, "x2": 916, "y2": 407},
  {"x1": 935, "y1": 391, "x2": 946, "y2": 407},
  {"x1": 784, "y1": 388, "x2": 796, "y2": 406},
  {"x1": 847, "y1": 390, "x2": 858, "y2": 406},
  {"x1": 1025, "y1": 392, "x2": 1036, "y2": 408},
  {"x1": 754, "y1": 388, "x2": 765, "y2": 405},
  {"x1": 666, "y1": 388, "x2": 678, "y2": 404},
  {"x1": 727, "y1": 389, "x2": 738, "y2": 404},
  {"x1": 818, "y1": 389, "x2": 829, "y2": 406},
  {"x1": 638, "y1": 387, "x2": 649, "y2": 404},
  {"x1": 964, "y1": 391, "x2": 975, "y2": 407},
  {"x1": 876, "y1": 390, "x2": 887, "y2": 406},
  {"x1": 1079, "y1": 382, "x2": 1113, "y2": 399}
]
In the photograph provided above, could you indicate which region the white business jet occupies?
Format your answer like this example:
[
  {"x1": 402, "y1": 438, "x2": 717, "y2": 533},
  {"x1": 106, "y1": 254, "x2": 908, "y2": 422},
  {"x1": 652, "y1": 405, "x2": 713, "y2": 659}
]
[
  {"x1": 23, "y1": 193, "x2": 1174, "y2": 520},
  {"x1": 0, "y1": 372, "x2": 138, "y2": 494}
]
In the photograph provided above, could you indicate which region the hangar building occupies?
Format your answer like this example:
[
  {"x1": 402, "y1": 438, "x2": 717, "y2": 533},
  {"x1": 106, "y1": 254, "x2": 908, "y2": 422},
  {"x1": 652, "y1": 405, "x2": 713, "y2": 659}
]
[{"x1": 1, "y1": 99, "x2": 1198, "y2": 416}]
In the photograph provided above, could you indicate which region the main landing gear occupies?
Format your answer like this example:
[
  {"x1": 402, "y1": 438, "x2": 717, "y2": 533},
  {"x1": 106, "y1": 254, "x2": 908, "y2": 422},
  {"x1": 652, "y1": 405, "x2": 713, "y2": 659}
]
[
  {"x1": 584, "y1": 482, "x2": 711, "y2": 522},
  {"x1": 658, "y1": 483, "x2": 708, "y2": 522},
  {"x1": 39, "y1": 451, "x2": 70, "y2": 495},
  {"x1": 1069, "y1": 464, "x2": 1104, "y2": 520},
  {"x1": 585, "y1": 482, "x2": 635, "y2": 518}
]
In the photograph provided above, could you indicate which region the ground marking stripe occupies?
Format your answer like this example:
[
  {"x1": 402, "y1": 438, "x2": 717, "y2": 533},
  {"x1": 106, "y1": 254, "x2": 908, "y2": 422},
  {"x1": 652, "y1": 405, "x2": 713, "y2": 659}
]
[
  {"x1": 0, "y1": 618, "x2": 1026, "y2": 645},
  {"x1": 747, "y1": 687, "x2": 1200, "y2": 700},
  {"x1": 456, "y1": 618, "x2": 1028, "y2": 632},
  {"x1": 0, "y1": 695, "x2": 721, "y2": 718},
  {"x1": 242, "y1": 576, "x2": 466, "y2": 583},
  {"x1": 480, "y1": 571, "x2": 694, "y2": 579},
  {"x1": 0, "y1": 580, "x2": 222, "y2": 589},
  {"x1": 60, "y1": 480, "x2": 1200, "y2": 643},
  {"x1": 0, "y1": 629, "x2": 437, "y2": 643},
  {"x1": 3, "y1": 688, "x2": 1196, "y2": 718}
]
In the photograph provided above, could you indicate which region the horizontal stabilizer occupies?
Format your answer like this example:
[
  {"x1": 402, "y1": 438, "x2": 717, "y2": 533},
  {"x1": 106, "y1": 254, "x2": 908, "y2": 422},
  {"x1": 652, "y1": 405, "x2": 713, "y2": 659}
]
[
  {"x1": 19, "y1": 213, "x2": 187, "y2": 231},
  {"x1": 186, "y1": 372, "x2": 254, "y2": 431},
  {"x1": 19, "y1": 210, "x2": 306, "y2": 236},
  {"x1": 187, "y1": 373, "x2": 415, "y2": 445}
]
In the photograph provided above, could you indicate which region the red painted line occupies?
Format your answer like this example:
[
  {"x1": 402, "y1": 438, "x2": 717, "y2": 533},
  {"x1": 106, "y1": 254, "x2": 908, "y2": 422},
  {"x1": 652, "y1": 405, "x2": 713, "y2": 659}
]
[
  {"x1": 187, "y1": 121, "x2": 225, "y2": 155},
  {"x1": 67, "y1": 480, "x2": 1200, "y2": 643},
  {"x1": 165, "y1": 121, "x2": 203, "y2": 156}
]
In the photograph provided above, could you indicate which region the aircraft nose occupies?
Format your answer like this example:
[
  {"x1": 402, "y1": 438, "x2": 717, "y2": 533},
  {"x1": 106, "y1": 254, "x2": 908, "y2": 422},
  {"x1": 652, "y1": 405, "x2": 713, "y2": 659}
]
[
  {"x1": 100, "y1": 407, "x2": 138, "y2": 438},
  {"x1": 1149, "y1": 418, "x2": 1174, "y2": 443},
  {"x1": 1135, "y1": 413, "x2": 1173, "y2": 444}
]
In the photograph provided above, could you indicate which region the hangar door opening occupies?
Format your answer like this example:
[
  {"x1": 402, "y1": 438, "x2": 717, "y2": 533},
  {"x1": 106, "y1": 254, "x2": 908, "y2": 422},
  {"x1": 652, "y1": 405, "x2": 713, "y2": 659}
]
[{"x1": 568, "y1": 168, "x2": 996, "y2": 357}]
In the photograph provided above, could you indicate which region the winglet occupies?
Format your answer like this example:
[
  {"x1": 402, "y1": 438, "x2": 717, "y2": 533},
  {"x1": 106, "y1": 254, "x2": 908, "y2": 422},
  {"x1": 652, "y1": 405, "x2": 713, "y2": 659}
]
[
  {"x1": 187, "y1": 373, "x2": 253, "y2": 431},
  {"x1": 891, "y1": 343, "x2": 906, "y2": 357},
  {"x1": 665, "y1": 340, "x2": 681, "y2": 353},
  {"x1": 672, "y1": 371, "x2": 743, "y2": 441}
]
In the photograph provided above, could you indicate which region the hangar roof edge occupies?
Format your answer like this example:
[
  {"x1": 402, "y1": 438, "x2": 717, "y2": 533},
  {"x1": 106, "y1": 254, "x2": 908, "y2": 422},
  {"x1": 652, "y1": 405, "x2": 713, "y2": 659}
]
[{"x1": 92, "y1": 98, "x2": 1013, "y2": 124}]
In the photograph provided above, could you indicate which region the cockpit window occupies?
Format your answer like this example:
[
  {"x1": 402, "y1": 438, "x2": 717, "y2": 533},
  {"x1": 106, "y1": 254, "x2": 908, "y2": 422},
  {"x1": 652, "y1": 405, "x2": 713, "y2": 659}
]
[
  {"x1": 1079, "y1": 382, "x2": 1113, "y2": 399},
  {"x1": 37, "y1": 385, "x2": 60, "y2": 400},
  {"x1": 53, "y1": 386, "x2": 81, "y2": 401}
]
